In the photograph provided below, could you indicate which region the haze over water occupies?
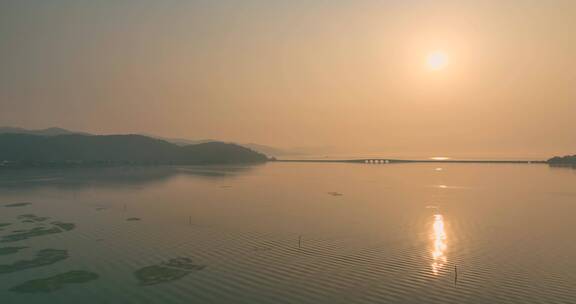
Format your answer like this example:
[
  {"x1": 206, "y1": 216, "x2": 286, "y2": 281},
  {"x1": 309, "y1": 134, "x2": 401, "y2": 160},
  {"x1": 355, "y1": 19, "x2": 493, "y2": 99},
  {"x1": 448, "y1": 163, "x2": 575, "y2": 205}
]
[{"x1": 1, "y1": 163, "x2": 575, "y2": 303}]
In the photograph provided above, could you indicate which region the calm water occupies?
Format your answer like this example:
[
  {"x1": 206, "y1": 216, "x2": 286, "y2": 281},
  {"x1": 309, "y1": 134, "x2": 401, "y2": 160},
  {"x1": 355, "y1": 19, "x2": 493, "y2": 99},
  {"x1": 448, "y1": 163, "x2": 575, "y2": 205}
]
[{"x1": 0, "y1": 163, "x2": 575, "y2": 303}]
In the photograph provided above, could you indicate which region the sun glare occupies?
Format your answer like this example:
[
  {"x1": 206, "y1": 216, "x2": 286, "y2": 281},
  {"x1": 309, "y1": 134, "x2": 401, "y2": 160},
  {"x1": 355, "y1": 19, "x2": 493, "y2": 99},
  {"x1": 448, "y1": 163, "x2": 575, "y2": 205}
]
[
  {"x1": 426, "y1": 51, "x2": 449, "y2": 71},
  {"x1": 431, "y1": 213, "x2": 447, "y2": 275},
  {"x1": 430, "y1": 156, "x2": 450, "y2": 161}
]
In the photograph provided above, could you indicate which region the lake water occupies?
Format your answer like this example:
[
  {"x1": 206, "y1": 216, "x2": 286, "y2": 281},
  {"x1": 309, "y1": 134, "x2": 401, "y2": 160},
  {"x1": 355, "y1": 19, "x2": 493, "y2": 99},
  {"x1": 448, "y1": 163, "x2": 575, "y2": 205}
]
[{"x1": 1, "y1": 163, "x2": 575, "y2": 303}]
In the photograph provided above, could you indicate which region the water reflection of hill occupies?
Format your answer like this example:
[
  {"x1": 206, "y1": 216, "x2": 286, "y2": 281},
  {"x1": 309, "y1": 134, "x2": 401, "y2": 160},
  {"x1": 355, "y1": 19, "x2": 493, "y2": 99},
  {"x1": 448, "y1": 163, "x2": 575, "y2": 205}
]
[
  {"x1": 548, "y1": 164, "x2": 576, "y2": 170},
  {"x1": 0, "y1": 165, "x2": 259, "y2": 189}
]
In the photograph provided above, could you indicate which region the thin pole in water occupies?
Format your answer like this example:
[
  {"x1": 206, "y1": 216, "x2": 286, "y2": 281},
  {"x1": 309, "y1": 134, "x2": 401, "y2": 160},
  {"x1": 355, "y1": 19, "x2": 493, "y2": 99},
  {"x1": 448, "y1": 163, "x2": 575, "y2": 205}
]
[
  {"x1": 454, "y1": 265, "x2": 458, "y2": 285},
  {"x1": 189, "y1": 216, "x2": 192, "y2": 225}
]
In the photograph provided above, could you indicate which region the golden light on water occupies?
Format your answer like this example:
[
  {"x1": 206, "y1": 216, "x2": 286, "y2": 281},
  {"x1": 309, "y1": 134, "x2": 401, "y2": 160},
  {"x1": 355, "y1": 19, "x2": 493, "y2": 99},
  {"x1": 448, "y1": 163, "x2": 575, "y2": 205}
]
[{"x1": 431, "y1": 213, "x2": 447, "y2": 275}]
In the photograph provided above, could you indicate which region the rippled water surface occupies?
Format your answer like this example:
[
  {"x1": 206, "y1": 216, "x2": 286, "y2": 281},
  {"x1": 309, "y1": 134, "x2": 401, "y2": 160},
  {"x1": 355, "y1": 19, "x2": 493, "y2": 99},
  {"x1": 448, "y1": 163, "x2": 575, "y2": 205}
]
[{"x1": 1, "y1": 163, "x2": 575, "y2": 303}]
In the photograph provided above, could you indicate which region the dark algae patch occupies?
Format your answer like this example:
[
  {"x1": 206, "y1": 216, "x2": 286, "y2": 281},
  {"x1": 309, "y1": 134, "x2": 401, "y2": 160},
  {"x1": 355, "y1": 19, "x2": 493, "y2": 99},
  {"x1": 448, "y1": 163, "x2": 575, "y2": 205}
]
[
  {"x1": 4, "y1": 202, "x2": 32, "y2": 208},
  {"x1": 52, "y1": 221, "x2": 75, "y2": 231},
  {"x1": 0, "y1": 246, "x2": 27, "y2": 256},
  {"x1": 0, "y1": 223, "x2": 10, "y2": 231},
  {"x1": 327, "y1": 192, "x2": 343, "y2": 196},
  {"x1": 18, "y1": 214, "x2": 50, "y2": 223},
  {"x1": 134, "y1": 257, "x2": 206, "y2": 286},
  {"x1": 0, "y1": 249, "x2": 68, "y2": 274},
  {"x1": 10, "y1": 270, "x2": 99, "y2": 293},
  {"x1": 1, "y1": 221, "x2": 75, "y2": 242},
  {"x1": 126, "y1": 217, "x2": 141, "y2": 221},
  {"x1": 1, "y1": 227, "x2": 62, "y2": 243}
]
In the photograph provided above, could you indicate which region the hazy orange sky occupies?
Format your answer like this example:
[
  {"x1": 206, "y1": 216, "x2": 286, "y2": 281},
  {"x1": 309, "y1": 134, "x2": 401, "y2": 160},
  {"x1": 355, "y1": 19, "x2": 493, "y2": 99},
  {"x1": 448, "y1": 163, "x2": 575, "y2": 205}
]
[{"x1": 1, "y1": 1, "x2": 576, "y2": 158}]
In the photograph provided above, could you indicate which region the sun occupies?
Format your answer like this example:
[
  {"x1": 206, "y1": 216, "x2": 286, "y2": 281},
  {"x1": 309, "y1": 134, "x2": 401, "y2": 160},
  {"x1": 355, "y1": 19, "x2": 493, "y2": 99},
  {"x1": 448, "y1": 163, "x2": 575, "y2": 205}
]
[{"x1": 426, "y1": 51, "x2": 449, "y2": 71}]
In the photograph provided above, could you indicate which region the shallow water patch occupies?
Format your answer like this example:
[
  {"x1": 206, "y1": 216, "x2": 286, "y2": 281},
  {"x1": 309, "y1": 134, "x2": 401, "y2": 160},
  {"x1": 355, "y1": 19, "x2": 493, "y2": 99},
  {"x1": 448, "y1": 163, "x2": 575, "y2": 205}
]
[
  {"x1": 0, "y1": 246, "x2": 27, "y2": 256},
  {"x1": 10, "y1": 270, "x2": 99, "y2": 293},
  {"x1": 52, "y1": 221, "x2": 75, "y2": 231},
  {"x1": 0, "y1": 249, "x2": 68, "y2": 274},
  {"x1": 4, "y1": 203, "x2": 32, "y2": 208},
  {"x1": 1, "y1": 222, "x2": 75, "y2": 243},
  {"x1": 18, "y1": 214, "x2": 50, "y2": 223},
  {"x1": 134, "y1": 257, "x2": 206, "y2": 286}
]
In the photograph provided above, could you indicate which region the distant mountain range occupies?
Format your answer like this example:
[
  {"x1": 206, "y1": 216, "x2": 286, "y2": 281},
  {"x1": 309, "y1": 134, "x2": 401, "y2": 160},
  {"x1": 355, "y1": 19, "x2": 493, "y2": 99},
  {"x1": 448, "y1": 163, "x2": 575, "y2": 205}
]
[
  {"x1": 139, "y1": 134, "x2": 217, "y2": 146},
  {"x1": 141, "y1": 134, "x2": 301, "y2": 157},
  {"x1": 0, "y1": 133, "x2": 267, "y2": 165},
  {"x1": 0, "y1": 127, "x2": 296, "y2": 157},
  {"x1": 0, "y1": 127, "x2": 91, "y2": 136}
]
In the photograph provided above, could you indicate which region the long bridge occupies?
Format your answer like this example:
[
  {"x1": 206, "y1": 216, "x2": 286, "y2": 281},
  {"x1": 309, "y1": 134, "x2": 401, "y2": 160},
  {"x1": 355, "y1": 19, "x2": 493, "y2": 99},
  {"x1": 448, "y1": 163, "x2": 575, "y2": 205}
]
[{"x1": 273, "y1": 159, "x2": 547, "y2": 164}]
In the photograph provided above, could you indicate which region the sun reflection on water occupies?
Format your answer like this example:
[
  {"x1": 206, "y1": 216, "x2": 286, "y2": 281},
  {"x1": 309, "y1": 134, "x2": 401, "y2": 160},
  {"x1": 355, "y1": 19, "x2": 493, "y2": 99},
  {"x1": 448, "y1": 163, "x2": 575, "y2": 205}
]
[{"x1": 431, "y1": 213, "x2": 447, "y2": 275}]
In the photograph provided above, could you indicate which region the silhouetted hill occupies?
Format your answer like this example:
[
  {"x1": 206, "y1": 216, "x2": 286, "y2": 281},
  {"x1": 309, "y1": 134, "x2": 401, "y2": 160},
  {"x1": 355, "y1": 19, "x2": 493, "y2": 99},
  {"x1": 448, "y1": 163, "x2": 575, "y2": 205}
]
[
  {"x1": 177, "y1": 142, "x2": 270, "y2": 163},
  {"x1": 0, "y1": 126, "x2": 296, "y2": 156},
  {"x1": 0, "y1": 134, "x2": 267, "y2": 166},
  {"x1": 140, "y1": 133, "x2": 216, "y2": 146},
  {"x1": 548, "y1": 155, "x2": 576, "y2": 164},
  {"x1": 143, "y1": 136, "x2": 297, "y2": 157},
  {"x1": 241, "y1": 143, "x2": 305, "y2": 157}
]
